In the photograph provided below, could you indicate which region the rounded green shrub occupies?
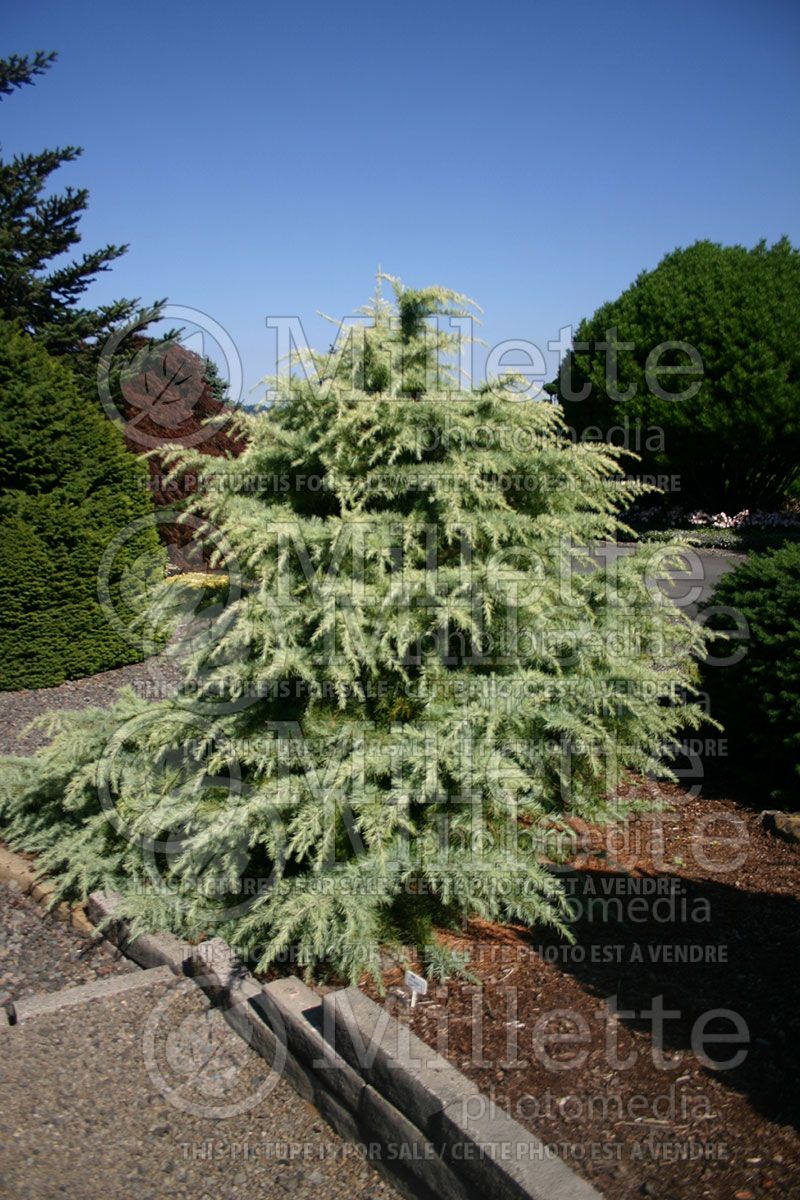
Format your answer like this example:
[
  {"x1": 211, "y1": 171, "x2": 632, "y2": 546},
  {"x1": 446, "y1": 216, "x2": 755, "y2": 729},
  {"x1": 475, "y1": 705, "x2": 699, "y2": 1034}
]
[
  {"x1": 552, "y1": 238, "x2": 800, "y2": 512},
  {"x1": 0, "y1": 324, "x2": 164, "y2": 689},
  {"x1": 701, "y1": 543, "x2": 800, "y2": 803}
]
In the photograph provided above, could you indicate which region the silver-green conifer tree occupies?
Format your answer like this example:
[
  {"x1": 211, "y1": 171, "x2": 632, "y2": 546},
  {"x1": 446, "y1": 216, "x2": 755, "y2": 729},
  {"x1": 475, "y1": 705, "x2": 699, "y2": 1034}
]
[{"x1": 0, "y1": 276, "x2": 707, "y2": 985}]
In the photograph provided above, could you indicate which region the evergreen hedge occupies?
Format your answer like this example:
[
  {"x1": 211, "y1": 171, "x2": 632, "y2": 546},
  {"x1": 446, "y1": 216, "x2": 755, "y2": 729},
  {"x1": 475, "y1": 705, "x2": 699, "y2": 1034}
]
[
  {"x1": 702, "y1": 543, "x2": 800, "y2": 803},
  {"x1": 0, "y1": 324, "x2": 163, "y2": 688}
]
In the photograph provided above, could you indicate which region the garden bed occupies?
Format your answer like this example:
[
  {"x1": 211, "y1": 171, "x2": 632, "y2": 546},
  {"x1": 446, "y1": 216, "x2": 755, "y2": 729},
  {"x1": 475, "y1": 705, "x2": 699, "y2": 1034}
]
[
  {"x1": 620, "y1": 525, "x2": 800, "y2": 553},
  {"x1": 361, "y1": 782, "x2": 800, "y2": 1200},
  {"x1": 617, "y1": 503, "x2": 800, "y2": 554}
]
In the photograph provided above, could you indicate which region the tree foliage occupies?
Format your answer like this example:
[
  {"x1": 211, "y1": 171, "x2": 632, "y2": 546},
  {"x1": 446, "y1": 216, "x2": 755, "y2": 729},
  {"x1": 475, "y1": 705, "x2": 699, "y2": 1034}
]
[
  {"x1": 0, "y1": 50, "x2": 154, "y2": 359},
  {"x1": 551, "y1": 239, "x2": 800, "y2": 511},
  {"x1": 116, "y1": 337, "x2": 246, "y2": 497},
  {"x1": 701, "y1": 543, "x2": 800, "y2": 804},
  {"x1": 0, "y1": 50, "x2": 56, "y2": 97},
  {"x1": 1, "y1": 277, "x2": 707, "y2": 984},
  {"x1": 96, "y1": 331, "x2": 247, "y2": 563},
  {"x1": 0, "y1": 324, "x2": 164, "y2": 687}
]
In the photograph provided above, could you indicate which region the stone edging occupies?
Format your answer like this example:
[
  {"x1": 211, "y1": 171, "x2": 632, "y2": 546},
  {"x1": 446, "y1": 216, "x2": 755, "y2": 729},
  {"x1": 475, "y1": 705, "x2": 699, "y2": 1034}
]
[
  {"x1": 86, "y1": 889, "x2": 601, "y2": 1200},
  {"x1": 0, "y1": 844, "x2": 600, "y2": 1200},
  {"x1": 761, "y1": 810, "x2": 800, "y2": 843},
  {"x1": 0, "y1": 844, "x2": 93, "y2": 935}
]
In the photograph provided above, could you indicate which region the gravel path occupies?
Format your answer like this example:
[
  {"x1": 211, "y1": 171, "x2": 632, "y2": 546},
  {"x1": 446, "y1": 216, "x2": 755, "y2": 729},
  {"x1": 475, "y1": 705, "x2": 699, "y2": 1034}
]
[
  {"x1": 0, "y1": 651, "x2": 183, "y2": 756},
  {"x1": 0, "y1": 972, "x2": 397, "y2": 1200},
  {"x1": 0, "y1": 880, "x2": 134, "y2": 1007}
]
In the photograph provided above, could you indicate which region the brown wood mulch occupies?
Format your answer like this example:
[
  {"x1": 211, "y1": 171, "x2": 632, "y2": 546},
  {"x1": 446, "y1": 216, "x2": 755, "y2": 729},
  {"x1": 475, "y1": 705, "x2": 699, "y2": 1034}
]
[{"x1": 364, "y1": 782, "x2": 800, "y2": 1200}]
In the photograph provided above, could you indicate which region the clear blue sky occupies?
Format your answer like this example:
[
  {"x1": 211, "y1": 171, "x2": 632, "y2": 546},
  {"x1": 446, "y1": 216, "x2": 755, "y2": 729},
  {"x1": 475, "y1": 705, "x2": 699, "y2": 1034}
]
[{"x1": 4, "y1": 0, "x2": 800, "y2": 401}]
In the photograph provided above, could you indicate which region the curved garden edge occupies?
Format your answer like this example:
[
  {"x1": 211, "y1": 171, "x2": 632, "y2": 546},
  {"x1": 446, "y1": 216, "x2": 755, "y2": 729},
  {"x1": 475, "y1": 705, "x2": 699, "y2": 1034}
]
[
  {"x1": 0, "y1": 842, "x2": 94, "y2": 936},
  {"x1": 0, "y1": 840, "x2": 599, "y2": 1200}
]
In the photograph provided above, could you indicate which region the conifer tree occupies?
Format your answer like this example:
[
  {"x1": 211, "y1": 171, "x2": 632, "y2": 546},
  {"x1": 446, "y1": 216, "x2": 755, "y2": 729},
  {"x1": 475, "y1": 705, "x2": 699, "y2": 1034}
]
[
  {"x1": 0, "y1": 323, "x2": 164, "y2": 688},
  {"x1": 551, "y1": 238, "x2": 800, "y2": 510},
  {"x1": 0, "y1": 276, "x2": 707, "y2": 985},
  {"x1": 0, "y1": 51, "x2": 151, "y2": 358}
]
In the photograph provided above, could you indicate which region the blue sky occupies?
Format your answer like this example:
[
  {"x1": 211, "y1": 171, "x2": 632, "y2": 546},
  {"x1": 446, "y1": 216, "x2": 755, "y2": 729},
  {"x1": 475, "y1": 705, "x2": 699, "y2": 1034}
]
[{"x1": 4, "y1": 0, "x2": 800, "y2": 401}]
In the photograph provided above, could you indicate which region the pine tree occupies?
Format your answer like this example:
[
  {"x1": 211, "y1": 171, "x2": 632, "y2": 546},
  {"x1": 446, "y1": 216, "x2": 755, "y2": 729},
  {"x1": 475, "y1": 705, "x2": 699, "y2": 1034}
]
[
  {"x1": 0, "y1": 276, "x2": 708, "y2": 985},
  {"x1": 0, "y1": 51, "x2": 154, "y2": 358}
]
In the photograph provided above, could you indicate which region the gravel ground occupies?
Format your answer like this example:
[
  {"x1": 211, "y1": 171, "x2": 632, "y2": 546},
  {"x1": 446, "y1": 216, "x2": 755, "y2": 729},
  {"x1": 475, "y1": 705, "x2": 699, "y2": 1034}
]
[
  {"x1": 0, "y1": 973, "x2": 396, "y2": 1200},
  {"x1": 0, "y1": 880, "x2": 135, "y2": 1007},
  {"x1": 0, "y1": 651, "x2": 183, "y2": 756},
  {"x1": 0, "y1": 644, "x2": 394, "y2": 1200}
]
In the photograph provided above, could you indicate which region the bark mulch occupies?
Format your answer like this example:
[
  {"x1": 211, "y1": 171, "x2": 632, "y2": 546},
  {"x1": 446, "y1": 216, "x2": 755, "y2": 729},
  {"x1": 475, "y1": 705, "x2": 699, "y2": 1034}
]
[{"x1": 365, "y1": 783, "x2": 800, "y2": 1200}]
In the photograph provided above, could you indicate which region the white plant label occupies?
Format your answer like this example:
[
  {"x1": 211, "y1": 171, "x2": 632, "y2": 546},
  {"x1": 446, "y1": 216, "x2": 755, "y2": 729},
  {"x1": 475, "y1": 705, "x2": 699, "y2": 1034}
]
[{"x1": 404, "y1": 969, "x2": 428, "y2": 1007}]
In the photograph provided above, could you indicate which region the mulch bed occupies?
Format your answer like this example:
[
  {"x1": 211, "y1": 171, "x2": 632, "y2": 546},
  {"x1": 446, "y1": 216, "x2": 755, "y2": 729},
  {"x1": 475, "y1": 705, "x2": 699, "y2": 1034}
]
[{"x1": 363, "y1": 782, "x2": 800, "y2": 1200}]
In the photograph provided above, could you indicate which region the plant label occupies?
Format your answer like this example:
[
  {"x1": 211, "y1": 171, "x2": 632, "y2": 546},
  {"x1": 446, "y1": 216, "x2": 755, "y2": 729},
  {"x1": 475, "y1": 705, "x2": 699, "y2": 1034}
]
[{"x1": 404, "y1": 969, "x2": 428, "y2": 1007}]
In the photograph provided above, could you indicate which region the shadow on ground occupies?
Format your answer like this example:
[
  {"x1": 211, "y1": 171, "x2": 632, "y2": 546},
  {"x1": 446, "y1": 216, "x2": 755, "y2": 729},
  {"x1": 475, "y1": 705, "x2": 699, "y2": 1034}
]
[{"x1": 535, "y1": 866, "x2": 800, "y2": 1131}]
